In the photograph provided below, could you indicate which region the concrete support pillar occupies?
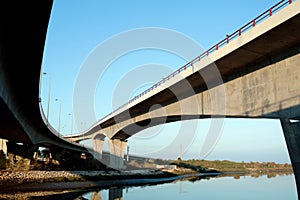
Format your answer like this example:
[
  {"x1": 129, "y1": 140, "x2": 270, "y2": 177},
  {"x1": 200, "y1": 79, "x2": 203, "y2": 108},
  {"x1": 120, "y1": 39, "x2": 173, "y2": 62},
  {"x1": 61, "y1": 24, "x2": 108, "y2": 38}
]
[
  {"x1": 109, "y1": 187, "x2": 123, "y2": 200},
  {"x1": 108, "y1": 139, "x2": 127, "y2": 170},
  {"x1": 92, "y1": 137, "x2": 105, "y2": 160},
  {"x1": 0, "y1": 139, "x2": 8, "y2": 158},
  {"x1": 32, "y1": 145, "x2": 39, "y2": 161},
  {"x1": 280, "y1": 118, "x2": 300, "y2": 199},
  {"x1": 90, "y1": 191, "x2": 102, "y2": 200}
]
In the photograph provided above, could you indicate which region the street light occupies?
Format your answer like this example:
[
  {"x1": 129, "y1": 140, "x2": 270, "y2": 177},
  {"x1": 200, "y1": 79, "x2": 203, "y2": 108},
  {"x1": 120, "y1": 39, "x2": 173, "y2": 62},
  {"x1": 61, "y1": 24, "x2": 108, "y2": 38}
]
[
  {"x1": 42, "y1": 72, "x2": 51, "y2": 125},
  {"x1": 68, "y1": 113, "x2": 73, "y2": 135},
  {"x1": 55, "y1": 98, "x2": 61, "y2": 136}
]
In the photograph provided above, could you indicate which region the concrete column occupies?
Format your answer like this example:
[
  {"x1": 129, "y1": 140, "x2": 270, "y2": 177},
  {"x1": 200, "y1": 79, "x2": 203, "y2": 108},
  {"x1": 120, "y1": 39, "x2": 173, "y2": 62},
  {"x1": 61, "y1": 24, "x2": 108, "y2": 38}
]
[
  {"x1": 280, "y1": 118, "x2": 300, "y2": 198},
  {"x1": 108, "y1": 139, "x2": 127, "y2": 170},
  {"x1": 0, "y1": 139, "x2": 8, "y2": 158},
  {"x1": 109, "y1": 187, "x2": 123, "y2": 200},
  {"x1": 90, "y1": 191, "x2": 102, "y2": 200},
  {"x1": 92, "y1": 137, "x2": 105, "y2": 160},
  {"x1": 32, "y1": 145, "x2": 39, "y2": 161}
]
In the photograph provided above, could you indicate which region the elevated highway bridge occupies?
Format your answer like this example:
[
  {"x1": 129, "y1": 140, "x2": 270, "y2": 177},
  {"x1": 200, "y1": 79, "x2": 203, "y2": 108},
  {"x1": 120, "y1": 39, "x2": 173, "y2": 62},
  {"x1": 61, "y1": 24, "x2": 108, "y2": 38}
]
[
  {"x1": 1, "y1": 0, "x2": 300, "y2": 197},
  {"x1": 63, "y1": 0, "x2": 300, "y2": 195}
]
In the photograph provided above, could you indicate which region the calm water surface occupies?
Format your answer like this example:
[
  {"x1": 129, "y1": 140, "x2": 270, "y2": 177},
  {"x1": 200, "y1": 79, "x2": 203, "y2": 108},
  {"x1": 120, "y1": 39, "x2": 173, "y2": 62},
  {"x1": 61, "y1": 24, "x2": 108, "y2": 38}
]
[
  {"x1": 1, "y1": 174, "x2": 297, "y2": 199},
  {"x1": 82, "y1": 174, "x2": 297, "y2": 200}
]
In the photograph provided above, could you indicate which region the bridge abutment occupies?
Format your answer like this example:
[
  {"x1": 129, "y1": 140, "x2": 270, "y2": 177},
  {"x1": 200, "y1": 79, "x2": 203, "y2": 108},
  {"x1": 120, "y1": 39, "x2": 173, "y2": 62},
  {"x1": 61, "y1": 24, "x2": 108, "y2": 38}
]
[
  {"x1": 108, "y1": 139, "x2": 127, "y2": 170},
  {"x1": 280, "y1": 118, "x2": 300, "y2": 198}
]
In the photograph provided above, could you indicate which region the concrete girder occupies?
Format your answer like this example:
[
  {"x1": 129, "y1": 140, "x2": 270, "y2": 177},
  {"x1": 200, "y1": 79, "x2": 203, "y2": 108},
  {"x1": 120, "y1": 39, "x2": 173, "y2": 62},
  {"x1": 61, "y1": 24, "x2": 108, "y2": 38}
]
[{"x1": 97, "y1": 52, "x2": 300, "y2": 140}]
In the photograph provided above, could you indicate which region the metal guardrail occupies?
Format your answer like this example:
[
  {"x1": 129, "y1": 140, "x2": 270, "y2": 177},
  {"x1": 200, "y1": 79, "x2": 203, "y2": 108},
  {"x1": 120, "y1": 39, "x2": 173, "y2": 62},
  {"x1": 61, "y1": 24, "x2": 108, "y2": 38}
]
[{"x1": 99, "y1": 0, "x2": 294, "y2": 122}]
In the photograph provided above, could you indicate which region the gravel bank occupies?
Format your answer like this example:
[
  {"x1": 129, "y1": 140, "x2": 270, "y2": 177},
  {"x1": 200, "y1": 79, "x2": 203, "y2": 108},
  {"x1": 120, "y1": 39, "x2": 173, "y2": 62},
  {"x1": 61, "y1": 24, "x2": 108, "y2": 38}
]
[{"x1": 0, "y1": 169, "x2": 165, "y2": 186}]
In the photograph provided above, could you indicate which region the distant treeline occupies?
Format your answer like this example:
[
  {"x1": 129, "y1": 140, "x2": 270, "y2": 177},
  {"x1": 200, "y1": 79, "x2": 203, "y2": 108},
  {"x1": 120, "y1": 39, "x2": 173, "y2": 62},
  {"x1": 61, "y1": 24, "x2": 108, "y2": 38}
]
[{"x1": 170, "y1": 159, "x2": 293, "y2": 173}]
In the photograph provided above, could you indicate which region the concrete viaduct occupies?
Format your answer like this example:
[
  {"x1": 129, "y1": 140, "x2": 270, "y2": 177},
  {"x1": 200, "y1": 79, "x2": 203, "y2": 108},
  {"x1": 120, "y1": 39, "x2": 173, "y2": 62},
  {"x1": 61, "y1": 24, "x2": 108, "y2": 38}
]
[
  {"x1": 0, "y1": 0, "x2": 300, "y2": 197},
  {"x1": 64, "y1": 0, "x2": 300, "y2": 195}
]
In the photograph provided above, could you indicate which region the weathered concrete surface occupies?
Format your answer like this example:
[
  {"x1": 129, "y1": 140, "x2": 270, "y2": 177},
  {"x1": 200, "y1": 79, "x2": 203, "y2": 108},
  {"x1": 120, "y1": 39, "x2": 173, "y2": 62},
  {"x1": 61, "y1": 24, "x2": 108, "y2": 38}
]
[
  {"x1": 92, "y1": 134, "x2": 105, "y2": 160},
  {"x1": 108, "y1": 139, "x2": 127, "y2": 169}
]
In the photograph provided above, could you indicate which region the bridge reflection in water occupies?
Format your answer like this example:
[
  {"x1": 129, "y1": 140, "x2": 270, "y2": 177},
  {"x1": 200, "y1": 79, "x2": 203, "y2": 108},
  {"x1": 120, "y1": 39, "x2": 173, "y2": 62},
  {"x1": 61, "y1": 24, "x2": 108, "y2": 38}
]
[
  {"x1": 86, "y1": 188, "x2": 123, "y2": 200},
  {"x1": 0, "y1": 172, "x2": 295, "y2": 200},
  {"x1": 71, "y1": 173, "x2": 298, "y2": 200}
]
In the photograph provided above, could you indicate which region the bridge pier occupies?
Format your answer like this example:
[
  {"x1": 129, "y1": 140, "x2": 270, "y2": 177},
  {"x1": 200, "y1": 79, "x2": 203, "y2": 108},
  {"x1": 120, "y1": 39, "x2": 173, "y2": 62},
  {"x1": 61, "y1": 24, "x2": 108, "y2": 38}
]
[
  {"x1": 108, "y1": 139, "x2": 127, "y2": 170},
  {"x1": 32, "y1": 145, "x2": 39, "y2": 161},
  {"x1": 0, "y1": 139, "x2": 8, "y2": 157},
  {"x1": 280, "y1": 118, "x2": 300, "y2": 198},
  {"x1": 109, "y1": 187, "x2": 123, "y2": 200},
  {"x1": 92, "y1": 135, "x2": 105, "y2": 160},
  {"x1": 90, "y1": 191, "x2": 102, "y2": 200}
]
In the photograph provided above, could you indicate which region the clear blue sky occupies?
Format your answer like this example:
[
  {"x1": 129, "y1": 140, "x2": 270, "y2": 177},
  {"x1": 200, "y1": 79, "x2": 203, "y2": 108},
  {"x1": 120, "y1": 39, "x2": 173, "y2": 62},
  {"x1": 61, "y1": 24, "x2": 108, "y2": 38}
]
[{"x1": 41, "y1": 0, "x2": 291, "y2": 163}]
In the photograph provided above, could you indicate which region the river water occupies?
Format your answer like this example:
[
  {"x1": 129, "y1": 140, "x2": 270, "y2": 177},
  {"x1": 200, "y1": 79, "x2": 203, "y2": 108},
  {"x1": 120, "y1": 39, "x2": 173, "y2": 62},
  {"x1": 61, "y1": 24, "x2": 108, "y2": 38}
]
[
  {"x1": 81, "y1": 173, "x2": 297, "y2": 200},
  {"x1": 1, "y1": 173, "x2": 297, "y2": 199}
]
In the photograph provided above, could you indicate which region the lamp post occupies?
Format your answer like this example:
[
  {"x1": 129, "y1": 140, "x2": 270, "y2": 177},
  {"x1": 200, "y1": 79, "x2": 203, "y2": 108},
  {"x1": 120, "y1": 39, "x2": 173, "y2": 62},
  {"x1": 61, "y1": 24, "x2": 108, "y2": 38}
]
[
  {"x1": 55, "y1": 99, "x2": 61, "y2": 136},
  {"x1": 126, "y1": 146, "x2": 129, "y2": 162},
  {"x1": 68, "y1": 113, "x2": 73, "y2": 135},
  {"x1": 42, "y1": 72, "x2": 51, "y2": 125}
]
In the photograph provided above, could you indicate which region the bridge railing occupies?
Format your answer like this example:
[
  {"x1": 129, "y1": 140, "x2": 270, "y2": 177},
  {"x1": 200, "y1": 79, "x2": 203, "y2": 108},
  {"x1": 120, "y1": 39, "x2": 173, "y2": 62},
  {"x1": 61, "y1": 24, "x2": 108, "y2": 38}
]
[{"x1": 99, "y1": 0, "x2": 294, "y2": 123}]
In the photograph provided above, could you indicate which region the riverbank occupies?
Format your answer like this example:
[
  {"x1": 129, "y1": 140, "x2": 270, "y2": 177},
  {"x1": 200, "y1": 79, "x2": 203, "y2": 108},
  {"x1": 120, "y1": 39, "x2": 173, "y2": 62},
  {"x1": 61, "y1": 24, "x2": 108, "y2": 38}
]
[
  {"x1": 0, "y1": 169, "x2": 221, "y2": 193},
  {"x1": 0, "y1": 171, "x2": 295, "y2": 200},
  {"x1": 0, "y1": 169, "x2": 166, "y2": 186},
  {"x1": 0, "y1": 159, "x2": 293, "y2": 193}
]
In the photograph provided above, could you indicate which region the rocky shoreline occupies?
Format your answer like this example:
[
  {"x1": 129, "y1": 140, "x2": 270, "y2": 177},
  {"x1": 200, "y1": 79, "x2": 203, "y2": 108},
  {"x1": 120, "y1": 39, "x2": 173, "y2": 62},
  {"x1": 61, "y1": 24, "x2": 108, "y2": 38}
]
[
  {"x1": 0, "y1": 158, "x2": 293, "y2": 194},
  {"x1": 0, "y1": 169, "x2": 172, "y2": 188},
  {"x1": 0, "y1": 170, "x2": 221, "y2": 200}
]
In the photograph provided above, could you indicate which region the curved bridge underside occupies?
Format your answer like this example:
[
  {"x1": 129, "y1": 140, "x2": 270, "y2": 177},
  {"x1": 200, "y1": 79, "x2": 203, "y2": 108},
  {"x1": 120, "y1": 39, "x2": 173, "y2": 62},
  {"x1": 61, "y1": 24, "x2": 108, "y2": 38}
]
[{"x1": 0, "y1": 1, "x2": 88, "y2": 153}]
